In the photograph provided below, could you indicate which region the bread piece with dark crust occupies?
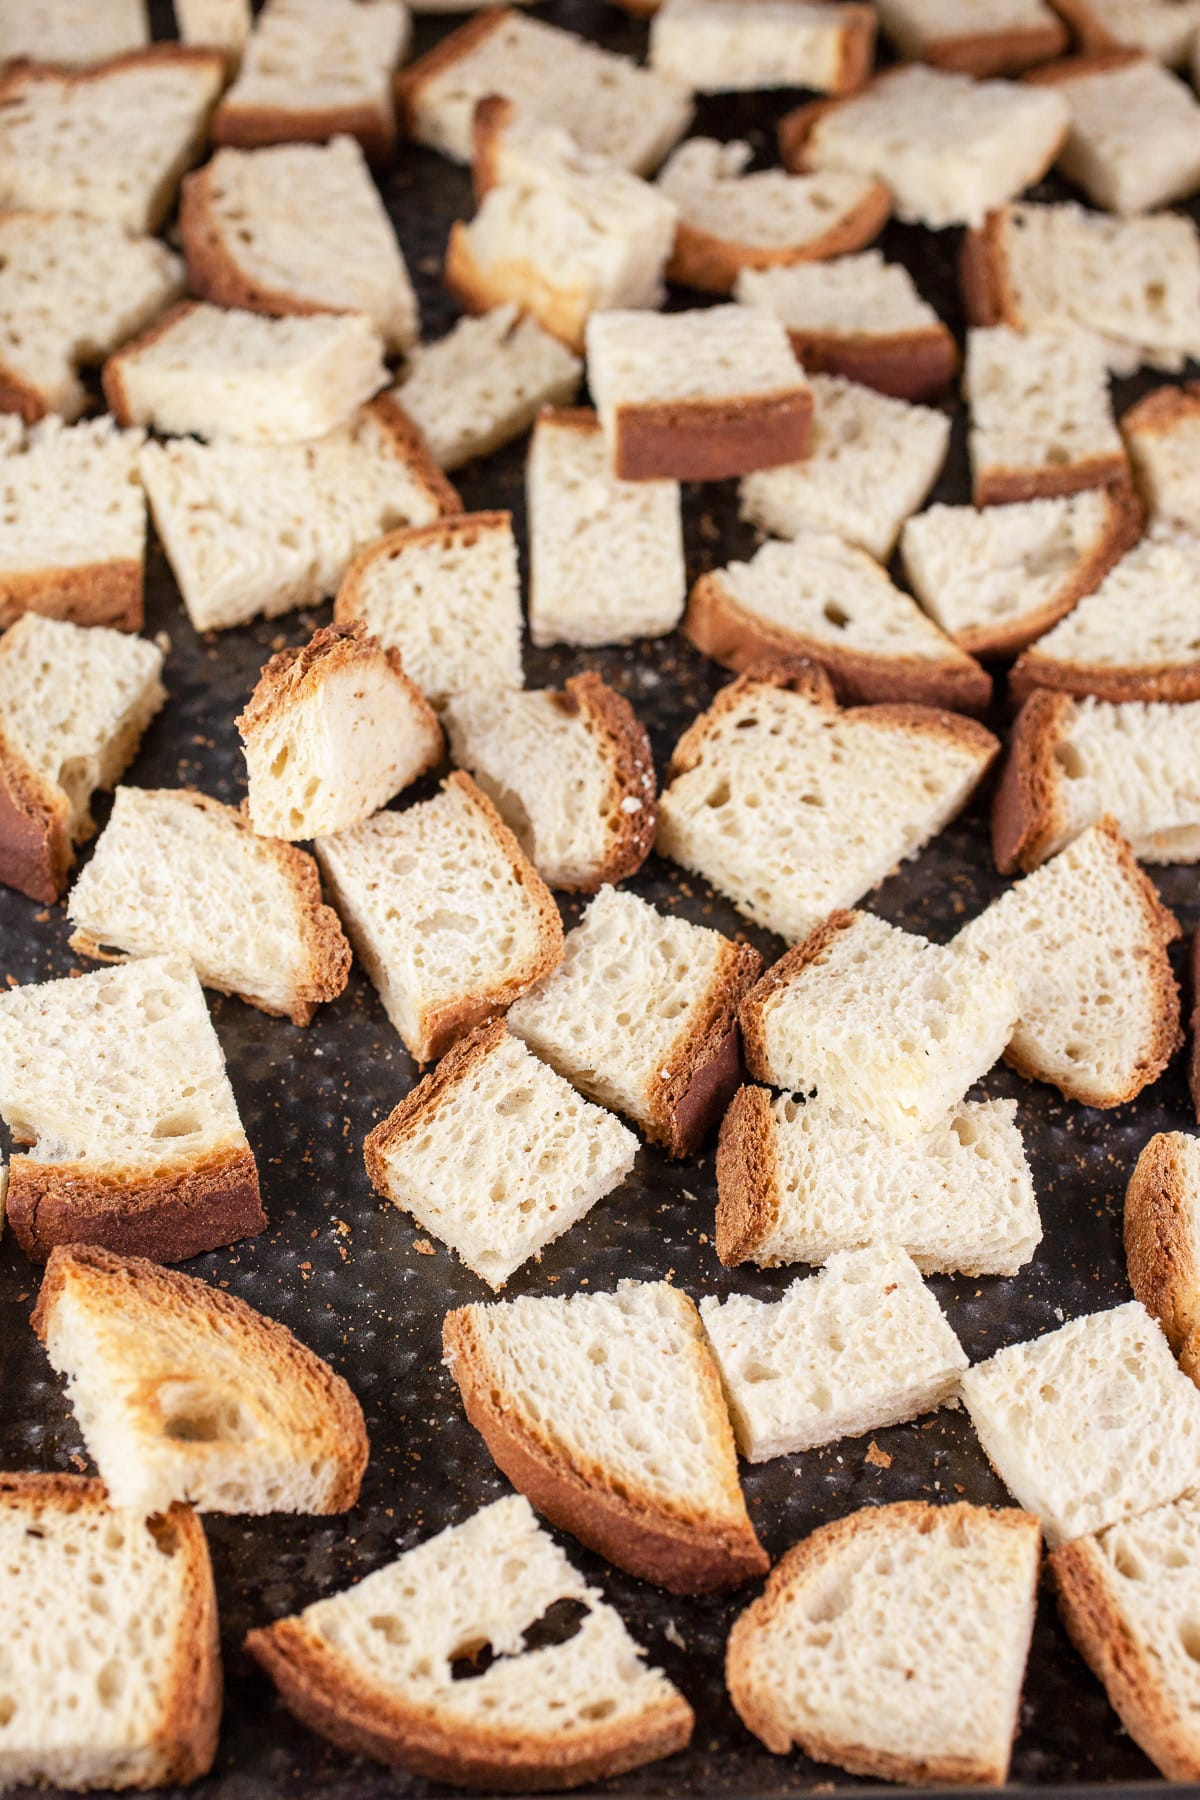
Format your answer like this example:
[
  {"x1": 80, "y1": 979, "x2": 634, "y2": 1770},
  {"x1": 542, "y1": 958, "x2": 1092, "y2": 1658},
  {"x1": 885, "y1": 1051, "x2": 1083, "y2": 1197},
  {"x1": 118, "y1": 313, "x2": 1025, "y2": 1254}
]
[
  {"x1": 900, "y1": 21, "x2": 1067, "y2": 76},
  {"x1": 1191, "y1": 930, "x2": 1200, "y2": 1124},
  {"x1": 781, "y1": 322, "x2": 956, "y2": 401},
  {"x1": 1125, "y1": 1131, "x2": 1200, "y2": 1351}
]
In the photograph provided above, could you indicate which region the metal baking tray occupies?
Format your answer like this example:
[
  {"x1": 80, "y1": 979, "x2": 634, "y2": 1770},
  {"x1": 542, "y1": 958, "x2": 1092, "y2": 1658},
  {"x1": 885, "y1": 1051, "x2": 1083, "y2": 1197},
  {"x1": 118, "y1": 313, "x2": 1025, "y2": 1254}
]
[{"x1": 2, "y1": 4, "x2": 1197, "y2": 1793}]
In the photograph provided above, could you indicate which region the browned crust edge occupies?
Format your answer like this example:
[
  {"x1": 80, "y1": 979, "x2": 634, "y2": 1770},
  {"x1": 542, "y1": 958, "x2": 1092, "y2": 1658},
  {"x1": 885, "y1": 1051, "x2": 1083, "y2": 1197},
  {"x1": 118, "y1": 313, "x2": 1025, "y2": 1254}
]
[
  {"x1": 972, "y1": 458, "x2": 1132, "y2": 509},
  {"x1": 1122, "y1": 380, "x2": 1200, "y2": 442},
  {"x1": 918, "y1": 21, "x2": 1068, "y2": 76},
  {"x1": 666, "y1": 183, "x2": 891, "y2": 297},
  {"x1": 1191, "y1": 929, "x2": 1200, "y2": 1126},
  {"x1": 366, "y1": 393, "x2": 463, "y2": 517},
  {"x1": 1009, "y1": 655, "x2": 1200, "y2": 706},
  {"x1": 714, "y1": 1085, "x2": 781, "y2": 1267},
  {"x1": 394, "y1": 11, "x2": 510, "y2": 135},
  {"x1": 0, "y1": 733, "x2": 70, "y2": 902},
  {"x1": 1024, "y1": 46, "x2": 1147, "y2": 85},
  {"x1": 783, "y1": 323, "x2": 957, "y2": 402},
  {"x1": 991, "y1": 687, "x2": 1075, "y2": 874},
  {"x1": 833, "y1": 6, "x2": 878, "y2": 93},
  {"x1": 363, "y1": 1018, "x2": 508, "y2": 1196},
  {"x1": 0, "y1": 357, "x2": 57, "y2": 424},
  {"x1": 738, "y1": 911, "x2": 857, "y2": 1082},
  {"x1": 334, "y1": 509, "x2": 512, "y2": 626},
  {"x1": 1124, "y1": 1131, "x2": 1200, "y2": 1352},
  {"x1": 647, "y1": 936, "x2": 763, "y2": 1158},
  {"x1": 443, "y1": 219, "x2": 591, "y2": 354},
  {"x1": 213, "y1": 96, "x2": 396, "y2": 169},
  {"x1": 959, "y1": 211, "x2": 1020, "y2": 331},
  {"x1": 610, "y1": 391, "x2": 812, "y2": 483},
  {"x1": 0, "y1": 560, "x2": 144, "y2": 633},
  {"x1": 558, "y1": 671, "x2": 657, "y2": 890},
  {"x1": 180, "y1": 159, "x2": 357, "y2": 323},
  {"x1": 101, "y1": 298, "x2": 199, "y2": 425}
]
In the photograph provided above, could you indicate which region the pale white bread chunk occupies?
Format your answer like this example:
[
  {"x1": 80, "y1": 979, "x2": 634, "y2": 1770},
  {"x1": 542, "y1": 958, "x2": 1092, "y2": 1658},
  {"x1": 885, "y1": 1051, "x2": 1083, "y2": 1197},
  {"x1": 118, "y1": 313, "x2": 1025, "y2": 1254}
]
[
  {"x1": 527, "y1": 409, "x2": 685, "y2": 647},
  {"x1": 104, "y1": 302, "x2": 387, "y2": 446},
  {"x1": 715, "y1": 1088, "x2": 1041, "y2": 1277},
  {"x1": 0, "y1": 1, "x2": 149, "y2": 67},
  {"x1": 316, "y1": 772, "x2": 562, "y2": 1065},
  {"x1": 740, "y1": 910, "x2": 1018, "y2": 1137},
  {"x1": 965, "y1": 324, "x2": 1127, "y2": 505},
  {"x1": 0, "y1": 1473, "x2": 219, "y2": 1794},
  {"x1": 1122, "y1": 382, "x2": 1200, "y2": 527},
  {"x1": 0, "y1": 50, "x2": 225, "y2": 236},
  {"x1": 393, "y1": 305, "x2": 581, "y2": 471},
  {"x1": 245, "y1": 1495, "x2": 694, "y2": 1787},
  {"x1": 506, "y1": 885, "x2": 762, "y2": 1157},
  {"x1": 1055, "y1": 0, "x2": 1200, "y2": 63},
  {"x1": 1125, "y1": 1131, "x2": 1200, "y2": 1352},
  {"x1": 334, "y1": 510, "x2": 522, "y2": 705},
  {"x1": 874, "y1": 0, "x2": 1067, "y2": 73},
  {"x1": 650, "y1": 0, "x2": 875, "y2": 92},
  {"x1": 785, "y1": 64, "x2": 1069, "y2": 230},
  {"x1": 238, "y1": 623, "x2": 443, "y2": 840},
  {"x1": 364, "y1": 1020, "x2": 639, "y2": 1287},
  {"x1": 699, "y1": 1247, "x2": 967, "y2": 1462},
  {"x1": 960, "y1": 1300, "x2": 1200, "y2": 1545},
  {"x1": 443, "y1": 1281, "x2": 767, "y2": 1592},
  {"x1": 727, "y1": 1501, "x2": 1041, "y2": 1783},
  {"x1": 66, "y1": 786, "x2": 353, "y2": 1025},
  {"x1": 741, "y1": 374, "x2": 950, "y2": 562},
  {"x1": 33, "y1": 1242, "x2": 368, "y2": 1517},
  {"x1": 397, "y1": 12, "x2": 693, "y2": 174},
  {"x1": 1031, "y1": 53, "x2": 1200, "y2": 215},
  {"x1": 0, "y1": 211, "x2": 183, "y2": 425},
  {"x1": 656, "y1": 660, "x2": 998, "y2": 944},
  {"x1": 139, "y1": 398, "x2": 457, "y2": 632},
  {"x1": 180, "y1": 137, "x2": 419, "y2": 354},
  {"x1": 176, "y1": 0, "x2": 252, "y2": 59},
  {"x1": 443, "y1": 674, "x2": 656, "y2": 891}
]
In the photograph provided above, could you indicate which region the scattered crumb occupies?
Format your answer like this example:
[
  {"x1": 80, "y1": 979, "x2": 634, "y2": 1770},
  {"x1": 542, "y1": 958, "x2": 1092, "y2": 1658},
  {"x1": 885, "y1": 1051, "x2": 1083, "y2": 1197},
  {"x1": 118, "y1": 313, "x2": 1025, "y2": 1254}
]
[
  {"x1": 865, "y1": 1441, "x2": 892, "y2": 1470},
  {"x1": 413, "y1": 1238, "x2": 436, "y2": 1257},
  {"x1": 663, "y1": 1618, "x2": 686, "y2": 1651}
]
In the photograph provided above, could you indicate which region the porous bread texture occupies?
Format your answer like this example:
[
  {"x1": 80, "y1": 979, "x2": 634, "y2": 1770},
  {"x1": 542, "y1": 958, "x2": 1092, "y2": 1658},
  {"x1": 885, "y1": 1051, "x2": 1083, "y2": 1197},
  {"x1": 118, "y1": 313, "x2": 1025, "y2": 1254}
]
[
  {"x1": 139, "y1": 398, "x2": 457, "y2": 632},
  {"x1": 0, "y1": 1, "x2": 149, "y2": 66},
  {"x1": 656, "y1": 660, "x2": 997, "y2": 944},
  {"x1": 66, "y1": 786, "x2": 352, "y2": 1025},
  {"x1": 965, "y1": 324, "x2": 1127, "y2": 505},
  {"x1": 527, "y1": 410, "x2": 685, "y2": 647},
  {"x1": 181, "y1": 137, "x2": 419, "y2": 353},
  {"x1": 505, "y1": 884, "x2": 761, "y2": 1156},
  {"x1": 104, "y1": 303, "x2": 388, "y2": 446},
  {"x1": 715, "y1": 1088, "x2": 1041, "y2": 1277},
  {"x1": 726, "y1": 1501, "x2": 1041, "y2": 1784},
  {"x1": 245, "y1": 1494, "x2": 694, "y2": 1787},
  {"x1": 393, "y1": 305, "x2": 581, "y2": 471},
  {"x1": 740, "y1": 373, "x2": 950, "y2": 561},
  {"x1": 650, "y1": 0, "x2": 875, "y2": 92},
  {"x1": 315, "y1": 772, "x2": 563, "y2": 1065},
  {"x1": 0, "y1": 211, "x2": 183, "y2": 424},
  {"x1": 957, "y1": 819, "x2": 1181, "y2": 1105},
  {"x1": 960, "y1": 1300, "x2": 1200, "y2": 1545},
  {"x1": 874, "y1": 0, "x2": 1067, "y2": 72},
  {"x1": 443, "y1": 1280, "x2": 767, "y2": 1592},
  {"x1": 0, "y1": 1473, "x2": 219, "y2": 1794},
  {"x1": 34, "y1": 1243, "x2": 368, "y2": 1517},
  {"x1": 334, "y1": 510, "x2": 522, "y2": 705},
  {"x1": 1054, "y1": 0, "x2": 1200, "y2": 63},
  {"x1": 0, "y1": 50, "x2": 225, "y2": 236},
  {"x1": 364, "y1": 1021, "x2": 639, "y2": 1287},
  {"x1": 740, "y1": 910, "x2": 1018, "y2": 1137},
  {"x1": 1124, "y1": 1130, "x2": 1200, "y2": 1350},
  {"x1": 1031, "y1": 53, "x2": 1200, "y2": 215},
  {"x1": 176, "y1": 0, "x2": 251, "y2": 59},
  {"x1": 1122, "y1": 382, "x2": 1200, "y2": 526},
  {"x1": 699, "y1": 1246, "x2": 967, "y2": 1462}
]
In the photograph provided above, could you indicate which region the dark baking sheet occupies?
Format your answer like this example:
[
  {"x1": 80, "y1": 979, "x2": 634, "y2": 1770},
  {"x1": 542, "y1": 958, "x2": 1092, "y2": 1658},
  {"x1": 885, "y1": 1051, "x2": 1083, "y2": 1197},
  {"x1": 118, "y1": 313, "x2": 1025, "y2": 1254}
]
[{"x1": 2, "y1": 5, "x2": 1199, "y2": 1794}]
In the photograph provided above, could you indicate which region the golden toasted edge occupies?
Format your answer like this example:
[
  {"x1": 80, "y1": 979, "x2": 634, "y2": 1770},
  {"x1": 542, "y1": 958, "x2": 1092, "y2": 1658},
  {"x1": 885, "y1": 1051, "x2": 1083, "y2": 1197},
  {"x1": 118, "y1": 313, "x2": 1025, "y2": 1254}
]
[{"x1": 1125, "y1": 1131, "x2": 1200, "y2": 1351}]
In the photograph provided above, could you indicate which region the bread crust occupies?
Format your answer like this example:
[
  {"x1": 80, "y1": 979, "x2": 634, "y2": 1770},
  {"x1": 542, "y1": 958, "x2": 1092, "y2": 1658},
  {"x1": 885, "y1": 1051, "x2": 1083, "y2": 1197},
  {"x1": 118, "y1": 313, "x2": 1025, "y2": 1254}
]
[
  {"x1": 1123, "y1": 379, "x2": 1200, "y2": 442},
  {"x1": 665, "y1": 182, "x2": 891, "y2": 297},
  {"x1": 334, "y1": 508, "x2": 511, "y2": 627},
  {"x1": 608, "y1": 389, "x2": 812, "y2": 483},
  {"x1": 959, "y1": 210, "x2": 1019, "y2": 330},
  {"x1": 444, "y1": 219, "x2": 592, "y2": 353},
  {"x1": 738, "y1": 910, "x2": 856, "y2": 1083},
  {"x1": 917, "y1": 21, "x2": 1068, "y2": 76},
  {"x1": 1023, "y1": 46, "x2": 1147, "y2": 85},
  {"x1": 714, "y1": 1084, "x2": 781, "y2": 1267},
  {"x1": 1009, "y1": 652, "x2": 1200, "y2": 706},
  {"x1": 0, "y1": 559, "x2": 144, "y2": 633},
  {"x1": 973, "y1": 460, "x2": 1131, "y2": 508},
  {"x1": 0, "y1": 731, "x2": 70, "y2": 902},
  {"x1": 366, "y1": 393, "x2": 463, "y2": 516},
  {"x1": 1046, "y1": 0, "x2": 1160, "y2": 55},
  {"x1": 991, "y1": 687, "x2": 1075, "y2": 873},
  {"x1": 555, "y1": 671, "x2": 657, "y2": 890},
  {"x1": 781, "y1": 322, "x2": 956, "y2": 401},
  {"x1": 101, "y1": 297, "x2": 197, "y2": 427},
  {"x1": 1124, "y1": 1132, "x2": 1200, "y2": 1352},
  {"x1": 0, "y1": 356, "x2": 59, "y2": 424},
  {"x1": 214, "y1": 96, "x2": 396, "y2": 168},
  {"x1": 1191, "y1": 929, "x2": 1200, "y2": 1125},
  {"x1": 394, "y1": 11, "x2": 509, "y2": 136},
  {"x1": 647, "y1": 934, "x2": 763, "y2": 1157},
  {"x1": 364, "y1": 1018, "x2": 506, "y2": 1194}
]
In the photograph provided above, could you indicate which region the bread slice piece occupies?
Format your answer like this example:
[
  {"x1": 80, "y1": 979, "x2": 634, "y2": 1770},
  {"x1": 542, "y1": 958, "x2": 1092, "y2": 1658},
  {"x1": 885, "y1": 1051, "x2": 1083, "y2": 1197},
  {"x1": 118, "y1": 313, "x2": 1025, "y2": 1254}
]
[
  {"x1": 0, "y1": 48, "x2": 225, "y2": 235},
  {"x1": 716, "y1": 1087, "x2": 1041, "y2": 1276},
  {"x1": 0, "y1": 954, "x2": 264, "y2": 1263},
  {"x1": 656, "y1": 659, "x2": 998, "y2": 944},
  {"x1": 740, "y1": 373, "x2": 950, "y2": 561},
  {"x1": 956, "y1": 818, "x2": 1181, "y2": 1104},
  {"x1": 1124, "y1": 1131, "x2": 1200, "y2": 1351},
  {"x1": 66, "y1": 785, "x2": 353, "y2": 1024},
  {"x1": 443, "y1": 674, "x2": 656, "y2": 890},
  {"x1": 1122, "y1": 381, "x2": 1200, "y2": 526},
  {"x1": 1027, "y1": 50, "x2": 1200, "y2": 215},
  {"x1": 585, "y1": 305, "x2": 811, "y2": 482},
  {"x1": 727, "y1": 1501, "x2": 1041, "y2": 1783},
  {"x1": 444, "y1": 1282, "x2": 767, "y2": 1593},
  {"x1": 735, "y1": 253, "x2": 956, "y2": 400},
  {"x1": 526, "y1": 408, "x2": 685, "y2": 647},
  {"x1": 316, "y1": 772, "x2": 562, "y2": 1065},
  {"x1": 365, "y1": 1020, "x2": 638, "y2": 1286},
  {"x1": 965, "y1": 324, "x2": 1128, "y2": 505},
  {"x1": 506, "y1": 886, "x2": 761, "y2": 1156},
  {"x1": 899, "y1": 486, "x2": 1143, "y2": 657},
  {"x1": 649, "y1": 0, "x2": 875, "y2": 91},
  {"x1": 214, "y1": 0, "x2": 410, "y2": 164},
  {"x1": 0, "y1": 612, "x2": 165, "y2": 903},
  {"x1": 334, "y1": 510, "x2": 522, "y2": 704},
  {"x1": 33, "y1": 1242, "x2": 367, "y2": 1515},
  {"x1": 176, "y1": 0, "x2": 251, "y2": 60},
  {"x1": 1193, "y1": 929, "x2": 1200, "y2": 1125},
  {"x1": 139, "y1": 398, "x2": 459, "y2": 632},
  {"x1": 0, "y1": 1472, "x2": 219, "y2": 1793},
  {"x1": 684, "y1": 531, "x2": 990, "y2": 711},
  {"x1": 1051, "y1": 0, "x2": 1200, "y2": 63},
  {"x1": 180, "y1": 137, "x2": 419, "y2": 353},
  {"x1": 0, "y1": 1, "x2": 149, "y2": 67},
  {"x1": 656, "y1": 140, "x2": 890, "y2": 296},
  {"x1": 780, "y1": 64, "x2": 1069, "y2": 230},
  {"x1": 699, "y1": 1246, "x2": 967, "y2": 1462},
  {"x1": 104, "y1": 301, "x2": 387, "y2": 446},
  {"x1": 245, "y1": 1494, "x2": 694, "y2": 1788},
  {"x1": 874, "y1": 0, "x2": 1067, "y2": 74}
]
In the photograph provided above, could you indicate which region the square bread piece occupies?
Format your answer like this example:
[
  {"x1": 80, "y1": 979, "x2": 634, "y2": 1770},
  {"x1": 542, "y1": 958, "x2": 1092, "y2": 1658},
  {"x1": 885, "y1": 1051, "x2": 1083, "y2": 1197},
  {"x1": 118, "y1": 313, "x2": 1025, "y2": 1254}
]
[
  {"x1": 1122, "y1": 381, "x2": 1200, "y2": 526},
  {"x1": 0, "y1": 1, "x2": 149, "y2": 66},
  {"x1": 0, "y1": 1473, "x2": 219, "y2": 1795},
  {"x1": 1053, "y1": 0, "x2": 1200, "y2": 63},
  {"x1": 585, "y1": 306, "x2": 811, "y2": 482},
  {"x1": 316, "y1": 772, "x2": 562, "y2": 1065},
  {"x1": 334, "y1": 510, "x2": 522, "y2": 705},
  {"x1": 506, "y1": 885, "x2": 762, "y2": 1157},
  {"x1": 656, "y1": 660, "x2": 998, "y2": 944},
  {"x1": 1125, "y1": 1130, "x2": 1200, "y2": 1353},
  {"x1": 527, "y1": 409, "x2": 685, "y2": 647},
  {"x1": 649, "y1": 0, "x2": 876, "y2": 93},
  {"x1": 176, "y1": 0, "x2": 252, "y2": 59},
  {"x1": 0, "y1": 48, "x2": 225, "y2": 235},
  {"x1": 700, "y1": 1246, "x2": 967, "y2": 1462},
  {"x1": 964, "y1": 325, "x2": 1127, "y2": 505},
  {"x1": 0, "y1": 415, "x2": 147, "y2": 632},
  {"x1": 960, "y1": 1301, "x2": 1200, "y2": 1545},
  {"x1": 1028, "y1": 51, "x2": 1200, "y2": 215},
  {"x1": 779, "y1": 64, "x2": 1069, "y2": 230},
  {"x1": 873, "y1": 0, "x2": 1067, "y2": 74},
  {"x1": 740, "y1": 373, "x2": 950, "y2": 561},
  {"x1": 181, "y1": 137, "x2": 420, "y2": 354},
  {"x1": 0, "y1": 612, "x2": 164, "y2": 904},
  {"x1": 364, "y1": 1020, "x2": 639, "y2": 1287},
  {"x1": 0, "y1": 955, "x2": 264, "y2": 1264}
]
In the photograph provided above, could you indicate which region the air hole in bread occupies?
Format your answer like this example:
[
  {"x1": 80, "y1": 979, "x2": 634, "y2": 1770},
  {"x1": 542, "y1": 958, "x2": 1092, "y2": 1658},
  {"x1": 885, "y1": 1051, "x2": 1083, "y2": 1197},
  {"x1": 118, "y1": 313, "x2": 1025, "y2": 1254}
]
[
  {"x1": 155, "y1": 1379, "x2": 252, "y2": 1445},
  {"x1": 0, "y1": 1696, "x2": 14, "y2": 1726},
  {"x1": 1180, "y1": 1619, "x2": 1200, "y2": 1663}
]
